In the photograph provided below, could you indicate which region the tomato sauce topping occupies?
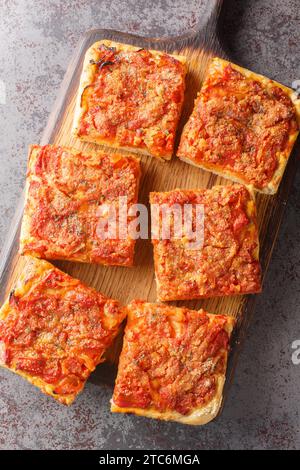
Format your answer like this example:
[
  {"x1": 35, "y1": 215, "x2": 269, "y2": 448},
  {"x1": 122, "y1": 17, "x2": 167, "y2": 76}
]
[
  {"x1": 0, "y1": 266, "x2": 124, "y2": 399},
  {"x1": 79, "y1": 44, "x2": 186, "y2": 158},
  {"x1": 178, "y1": 62, "x2": 298, "y2": 189},
  {"x1": 150, "y1": 185, "x2": 261, "y2": 301},
  {"x1": 113, "y1": 301, "x2": 233, "y2": 415},
  {"x1": 22, "y1": 145, "x2": 140, "y2": 266}
]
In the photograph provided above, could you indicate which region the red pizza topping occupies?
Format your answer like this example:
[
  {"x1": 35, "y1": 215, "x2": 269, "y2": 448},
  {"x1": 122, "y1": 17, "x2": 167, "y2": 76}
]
[
  {"x1": 21, "y1": 145, "x2": 140, "y2": 266},
  {"x1": 0, "y1": 261, "x2": 125, "y2": 403},
  {"x1": 178, "y1": 60, "x2": 298, "y2": 191},
  {"x1": 150, "y1": 184, "x2": 261, "y2": 301},
  {"x1": 78, "y1": 44, "x2": 186, "y2": 158},
  {"x1": 113, "y1": 301, "x2": 234, "y2": 415}
]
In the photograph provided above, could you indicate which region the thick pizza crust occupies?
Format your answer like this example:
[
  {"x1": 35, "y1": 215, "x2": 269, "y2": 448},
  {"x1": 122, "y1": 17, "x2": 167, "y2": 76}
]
[
  {"x1": 111, "y1": 375, "x2": 225, "y2": 425},
  {"x1": 72, "y1": 39, "x2": 187, "y2": 160},
  {"x1": 0, "y1": 256, "x2": 125, "y2": 405},
  {"x1": 111, "y1": 302, "x2": 235, "y2": 425},
  {"x1": 178, "y1": 57, "x2": 300, "y2": 194},
  {"x1": 19, "y1": 144, "x2": 141, "y2": 266},
  {"x1": 150, "y1": 185, "x2": 261, "y2": 301},
  {"x1": 19, "y1": 146, "x2": 41, "y2": 260}
]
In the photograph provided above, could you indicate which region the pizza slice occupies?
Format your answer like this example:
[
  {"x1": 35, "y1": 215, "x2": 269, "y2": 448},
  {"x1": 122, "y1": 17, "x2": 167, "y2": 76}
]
[
  {"x1": 150, "y1": 184, "x2": 261, "y2": 301},
  {"x1": 111, "y1": 300, "x2": 235, "y2": 425},
  {"x1": 177, "y1": 57, "x2": 300, "y2": 194},
  {"x1": 20, "y1": 144, "x2": 141, "y2": 266},
  {"x1": 72, "y1": 40, "x2": 187, "y2": 160},
  {"x1": 0, "y1": 256, "x2": 126, "y2": 404}
]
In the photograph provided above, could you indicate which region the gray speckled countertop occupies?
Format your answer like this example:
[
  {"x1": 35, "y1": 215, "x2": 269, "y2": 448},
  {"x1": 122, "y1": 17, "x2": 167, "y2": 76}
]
[{"x1": 0, "y1": 0, "x2": 300, "y2": 450}]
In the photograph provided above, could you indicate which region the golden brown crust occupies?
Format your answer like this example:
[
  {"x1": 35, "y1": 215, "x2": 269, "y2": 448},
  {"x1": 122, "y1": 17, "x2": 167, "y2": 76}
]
[
  {"x1": 0, "y1": 256, "x2": 126, "y2": 404},
  {"x1": 72, "y1": 40, "x2": 187, "y2": 160},
  {"x1": 178, "y1": 57, "x2": 300, "y2": 194},
  {"x1": 20, "y1": 144, "x2": 141, "y2": 266},
  {"x1": 111, "y1": 300, "x2": 235, "y2": 425},
  {"x1": 111, "y1": 378, "x2": 225, "y2": 425}
]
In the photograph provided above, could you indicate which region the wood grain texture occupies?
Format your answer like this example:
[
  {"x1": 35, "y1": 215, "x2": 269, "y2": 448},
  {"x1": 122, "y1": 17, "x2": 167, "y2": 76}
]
[{"x1": 0, "y1": 0, "x2": 299, "y2": 417}]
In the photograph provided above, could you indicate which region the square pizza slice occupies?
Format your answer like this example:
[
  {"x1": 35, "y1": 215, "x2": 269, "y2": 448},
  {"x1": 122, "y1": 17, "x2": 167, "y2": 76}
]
[
  {"x1": 0, "y1": 256, "x2": 126, "y2": 404},
  {"x1": 150, "y1": 184, "x2": 261, "y2": 301},
  {"x1": 177, "y1": 57, "x2": 300, "y2": 194},
  {"x1": 111, "y1": 300, "x2": 235, "y2": 425},
  {"x1": 20, "y1": 144, "x2": 141, "y2": 266},
  {"x1": 72, "y1": 40, "x2": 187, "y2": 160}
]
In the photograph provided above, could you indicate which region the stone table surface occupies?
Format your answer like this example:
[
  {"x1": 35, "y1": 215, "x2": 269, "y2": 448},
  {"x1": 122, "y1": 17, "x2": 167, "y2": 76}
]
[{"x1": 0, "y1": 0, "x2": 300, "y2": 450}]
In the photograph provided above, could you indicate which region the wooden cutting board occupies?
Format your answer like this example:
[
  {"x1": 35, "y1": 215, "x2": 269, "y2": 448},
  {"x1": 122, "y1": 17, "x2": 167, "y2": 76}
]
[{"x1": 0, "y1": 0, "x2": 299, "y2": 417}]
